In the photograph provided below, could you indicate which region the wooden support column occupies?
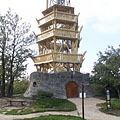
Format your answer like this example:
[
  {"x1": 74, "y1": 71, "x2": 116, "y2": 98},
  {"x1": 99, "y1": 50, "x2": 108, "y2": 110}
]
[
  {"x1": 54, "y1": 37, "x2": 56, "y2": 52},
  {"x1": 71, "y1": 40, "x2": 72, "y2": 53},
  {"x1": 36, "y1": 65, "x2": 38, "y2": 71},
  {"x1": 38, "y1": 44, "x2": 41, "y2": 55},
  {"x1": 53, "y1": 19, "x2": 57, "y2": 29},
  {"x1": 53, "y1": 63, "x2": 56, "y2": 73},
  {"x1": 39, "y1": 65, "x2": 42, "y2": 72},
  {"x1": 41, "y1": 43, "x2": 44, "y2": 54},
  {"x1": 72, "y1": 41, "x2": 75, "y2": 54},
  {"x1": 46, "y1": 0, "x2": 48, "y2": 9},
  {"x1": 42, "y1": 64, "x2": 44, "y2": 72}
]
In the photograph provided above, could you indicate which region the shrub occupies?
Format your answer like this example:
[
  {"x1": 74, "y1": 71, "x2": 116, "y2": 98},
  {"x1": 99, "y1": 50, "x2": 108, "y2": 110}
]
[
  {"x1": 91, "y1": 83, "x2": 118, "y2": 98},
  {"x1": 13, "y1": 79, "x2": 29, "y2": 94},
  {"x1": 32, "y1": 90, "x2": 53, "y2": 99}
]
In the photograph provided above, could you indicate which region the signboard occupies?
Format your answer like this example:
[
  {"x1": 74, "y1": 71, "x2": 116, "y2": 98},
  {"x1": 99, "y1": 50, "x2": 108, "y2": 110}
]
[
  {"x1": 79, "y1": 93, "x2": 86, "y2": 98},
  {"x1": 106, "y1": 90, "x2": 110, "y2": 101},
  {"x1": 105, "y1": 88, "x2": 111, "y2": 108}
]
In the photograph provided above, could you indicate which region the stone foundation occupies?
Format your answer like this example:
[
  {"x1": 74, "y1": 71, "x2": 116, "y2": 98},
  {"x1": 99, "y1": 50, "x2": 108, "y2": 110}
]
[{"x1": 24, "y1": 71, "x2": 94, "y2": 98}]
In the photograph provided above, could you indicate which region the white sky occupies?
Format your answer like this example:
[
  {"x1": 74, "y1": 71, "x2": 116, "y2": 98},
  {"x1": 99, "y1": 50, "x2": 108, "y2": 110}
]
[{"x1": 0, "y1": 0, "x2": 120, "y2": 74}]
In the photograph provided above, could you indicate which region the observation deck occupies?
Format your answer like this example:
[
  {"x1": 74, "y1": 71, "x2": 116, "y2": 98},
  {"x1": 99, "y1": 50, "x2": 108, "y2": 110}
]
[
  {"x1": 33, "y1": 52, "x2": 83, "y2": 65},
  {"x1": 37, "y1": 28, "x2": 80, "y2": 42},
  {"x1": 38, "y1": 11, "x2": 77, "y2": 27}
]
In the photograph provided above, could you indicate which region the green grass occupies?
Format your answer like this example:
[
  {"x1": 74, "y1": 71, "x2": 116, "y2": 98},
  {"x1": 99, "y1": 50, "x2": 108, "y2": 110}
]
[
  {"x1": 17, "y1": 115, "x2": 85, "y2": 120},
  {"x1": 0, "y1": 111, "x2": 3, "y2": 114},
  {"x1": 111, "y1": 100, "x2": 120, "y2": 109},
  {"x1": 97, "y1": 100, "x2": 120, "y2": 116},
  {"x1": 12, "y1": 94, "x2": 25, "y2": 98},
  {"x1": 5, "y1": 97, "x2": 76, "y2": 115}
]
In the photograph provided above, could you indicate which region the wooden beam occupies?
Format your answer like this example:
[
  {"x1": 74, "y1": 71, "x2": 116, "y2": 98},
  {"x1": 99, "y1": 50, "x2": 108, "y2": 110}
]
[
  {"x1": 54, "y1": 37, "x2": 56, "y2": 51},
  {"x1": 53, "y1": 63, "x2": 56, "y2": 73},
  {"x1": 46, "y1": 0, "x2": 48, "y2": 9}
]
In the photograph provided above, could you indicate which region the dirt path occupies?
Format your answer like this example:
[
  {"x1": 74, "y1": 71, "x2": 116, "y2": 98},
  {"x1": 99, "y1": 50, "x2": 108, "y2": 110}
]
[{"x1": 0, "y1": 98, "x2": 120, "y2": 120}]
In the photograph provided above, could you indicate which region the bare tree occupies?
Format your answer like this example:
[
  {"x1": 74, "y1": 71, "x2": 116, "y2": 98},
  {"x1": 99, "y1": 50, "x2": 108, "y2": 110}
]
[{"x1": 0, "y1": 9, "x2": 35, "y2": 97}]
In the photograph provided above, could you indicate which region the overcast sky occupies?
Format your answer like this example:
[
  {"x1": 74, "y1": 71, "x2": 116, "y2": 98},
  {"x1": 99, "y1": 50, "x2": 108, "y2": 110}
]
[{"x1": 0, "y1": 0, "x2": 120, "y2": 74}]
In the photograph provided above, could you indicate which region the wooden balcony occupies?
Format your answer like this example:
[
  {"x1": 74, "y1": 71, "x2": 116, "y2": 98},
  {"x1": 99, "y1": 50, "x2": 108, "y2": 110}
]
[
  {"x1": 38, "y1": 11, "x2": 77, "y2": 27},
  {"x1": 37, "y1": 28, "x2": 79, "y2": 42},
  {"x1": 32, "y1": 52, "x2": 83, "y2": 65}
]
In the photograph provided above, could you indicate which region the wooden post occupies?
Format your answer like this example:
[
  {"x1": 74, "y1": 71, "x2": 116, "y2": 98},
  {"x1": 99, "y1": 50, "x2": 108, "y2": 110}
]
[
  {"x1": 54, "y1": 37, "x2": 56, "y2": 52},
  {"x1": 46, "y1": 0, "x2": 48, "y2": 9}
]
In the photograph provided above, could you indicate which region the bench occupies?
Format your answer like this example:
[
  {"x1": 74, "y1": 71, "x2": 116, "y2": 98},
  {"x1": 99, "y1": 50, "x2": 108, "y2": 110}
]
[{"x1": 8, "y1": 100, "x2": 26, "y2": 107}]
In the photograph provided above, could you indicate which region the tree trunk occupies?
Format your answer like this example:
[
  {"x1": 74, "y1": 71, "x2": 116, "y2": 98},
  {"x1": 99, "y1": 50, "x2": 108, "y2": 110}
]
[
  {"x1": 7, "y1": 66, "x2": 14, "y2": 97},
  {"x1": 1, "y1": 75, "x2": 5, "y2": 97},
  {"x1": 1, "y1": 48, "x2": 6, "y2": 97},
  {"x1": 7, "y1": 45, "x2": 15, "y2": 98},
  {"x1": 117, "y1": 85, "x2": 120, "y2": 99},
  {"x1": 7, "y1": 81, "x2": 14, "y2": 97}
]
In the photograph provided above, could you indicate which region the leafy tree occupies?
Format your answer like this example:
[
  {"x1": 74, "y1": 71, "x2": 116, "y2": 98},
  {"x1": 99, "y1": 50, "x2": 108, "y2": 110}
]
[
  {"x1": 0, "y1": 9, "x2": 34, "y2": 97},
  {"x1": 91, "y1": 46, "x2": 120, "y2": 99}
]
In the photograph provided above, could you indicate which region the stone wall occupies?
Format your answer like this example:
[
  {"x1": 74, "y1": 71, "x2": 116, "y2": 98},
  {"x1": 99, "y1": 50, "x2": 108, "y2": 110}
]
[{"x1": 24, "y1": 71, "x2": 94, "y2": 98}]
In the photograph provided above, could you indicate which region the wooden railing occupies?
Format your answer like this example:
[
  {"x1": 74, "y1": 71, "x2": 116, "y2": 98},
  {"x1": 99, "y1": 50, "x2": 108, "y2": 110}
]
[
  {"x1": 54, "y1": 12, "x2": 77, "y2": 22},
  {"x1": 32, "y1": 53, "x2": 53, "y2": 64},
  {"x1": 38, "y1": 12, "x2": 54, "y2": 26},
  {"x1": 37, "y1": 29, "x2": 54, "y2": 41},
  {"x1": 54, "y1": 29, "x2": 76, "y2": 39},
  {"x1": 37, "y1": 28, "x2": 78, "y2": 42},
  {"x1": 38, "y1": 11, "x2": 77, "y2": 26},
  {"x1": 32, "y1": 52, "x2": 83, "y2": 64}
]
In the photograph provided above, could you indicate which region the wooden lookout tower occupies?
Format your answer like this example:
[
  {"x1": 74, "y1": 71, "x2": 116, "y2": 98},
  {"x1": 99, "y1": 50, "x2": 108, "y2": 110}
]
[{"x1": 32, "y1": 0, "x2": 86, "y2": 73}]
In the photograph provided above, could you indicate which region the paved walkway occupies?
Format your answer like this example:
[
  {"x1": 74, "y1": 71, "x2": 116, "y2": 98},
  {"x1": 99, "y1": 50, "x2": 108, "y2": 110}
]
[
  {"x1": 0, "y1": 98, "x2": 120, "y2": 120},
  {"x1": 69, "y1": 98, "x2": 120, "y2": 120}
]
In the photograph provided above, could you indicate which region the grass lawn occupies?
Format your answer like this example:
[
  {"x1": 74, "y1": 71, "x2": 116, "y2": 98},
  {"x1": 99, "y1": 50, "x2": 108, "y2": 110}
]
[
  {"x1": 97, "y1": 100, "x2": 120, "y2": 116},
  {"x1": 12, "y1": 94, "x2": 25, "y2": 98},
  {"x1": 17, "y1": 115, "x2": 85, "y2": 120},
  {"x1": 5, "y1": 97, "x2": 76, "y2": 115}
]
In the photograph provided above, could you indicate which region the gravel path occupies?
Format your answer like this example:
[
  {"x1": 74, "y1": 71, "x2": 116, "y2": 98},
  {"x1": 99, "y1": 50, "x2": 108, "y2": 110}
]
[{"x1": 0, "y1": 98, "x2": 120, "y2": 120}]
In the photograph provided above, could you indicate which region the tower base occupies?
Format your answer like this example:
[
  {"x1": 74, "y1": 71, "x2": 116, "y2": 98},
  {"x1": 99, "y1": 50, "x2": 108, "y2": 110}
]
[{"x1": 24, "y1": 71, "x2": 94, "y2": 98}]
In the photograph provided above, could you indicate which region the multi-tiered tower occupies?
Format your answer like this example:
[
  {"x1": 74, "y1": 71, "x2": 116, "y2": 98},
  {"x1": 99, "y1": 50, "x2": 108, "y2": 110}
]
[{"x1": 33, "y1": 0, "x2": 86, "y2": 73}]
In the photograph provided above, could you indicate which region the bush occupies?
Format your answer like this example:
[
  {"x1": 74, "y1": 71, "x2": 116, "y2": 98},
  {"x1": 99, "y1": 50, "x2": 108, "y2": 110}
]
[
  {"x1": 91, "y1": 83, "x2": 118, "y2": 98},
  {"x1": 32, "y1": 90, "x2": 53, "y2": 99},
  {"x1": 13, "y1": 79, "x2": 29, "y2": 94},
  {"x1": 91, "y1": 83, "x2": 105, "y2": 97}
]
